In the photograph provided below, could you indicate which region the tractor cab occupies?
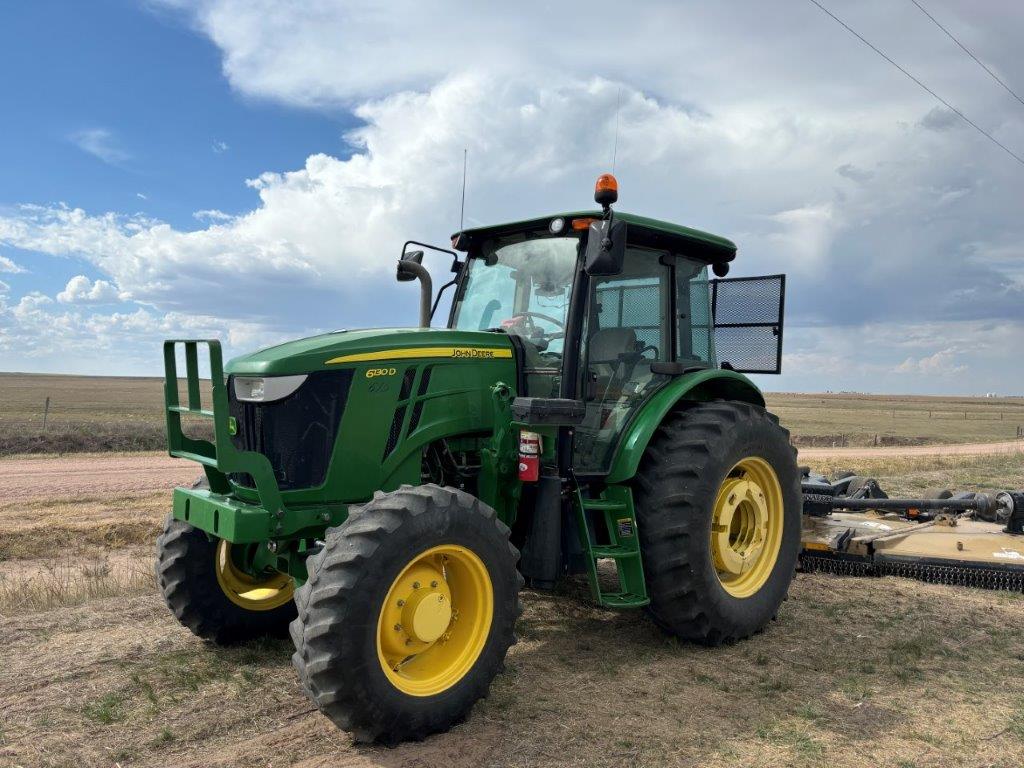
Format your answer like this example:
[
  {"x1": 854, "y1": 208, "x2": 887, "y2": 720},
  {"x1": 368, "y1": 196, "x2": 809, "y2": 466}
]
[{"x1": 443, "y1": 174, "x2": 785, "y2": 474}]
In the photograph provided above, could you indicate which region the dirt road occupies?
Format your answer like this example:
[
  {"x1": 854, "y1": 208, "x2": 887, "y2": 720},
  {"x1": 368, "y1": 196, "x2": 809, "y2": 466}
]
[
  {"x1": 798, "y1": 439, "x2": 1024, "y2": 460},
  {"x1": 0, "y1": 452, "x2": 195, "y2": 503}
]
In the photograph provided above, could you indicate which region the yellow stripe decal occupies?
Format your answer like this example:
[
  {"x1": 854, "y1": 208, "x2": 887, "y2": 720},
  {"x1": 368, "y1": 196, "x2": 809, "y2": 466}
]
[{"x1": 325, "y1": 346, "x2": 514, "y2": 365}]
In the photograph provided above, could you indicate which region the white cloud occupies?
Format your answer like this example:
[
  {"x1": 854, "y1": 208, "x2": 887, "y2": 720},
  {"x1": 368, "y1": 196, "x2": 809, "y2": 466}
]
[
  {"x1": 192, "y1": 209, "x2": 235, "y2": 223},
  {"x1": 212, "y1": 140, "x2": 229, "y2": 153},
  {"x1": 0, "y1": 279, "x2": 9, "y2": 294},
  {"x1": 894, "y1": 349, "x2": 968, "y2": 376},
  {"x1": 56, "y1": 275, "x2": 123, "y2": 304},
  {"x1": 69, "y1": 128, "x2": 131, "y2": 165},
  {"x1": 0, "y1": 254, "x2": 26, "y2": 273},
  {"x1": 0, "y1": 0, "x2": 1022, "y2": 390},
  {"x1": 136, "y1": 192, "x2": 148, "y2": 200}
]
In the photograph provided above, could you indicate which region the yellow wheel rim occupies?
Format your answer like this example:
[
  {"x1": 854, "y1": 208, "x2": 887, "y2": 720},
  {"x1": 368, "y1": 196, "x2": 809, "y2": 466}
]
[
  {"x1": 710, "y1": 457, "x2": 784, "y2": 599},
  {"x1": 377, "y1": 544, "x2": 493, "y2": 697},
  {"x1": 214, "y1": 539, "x2": 294, "y2": 611}
]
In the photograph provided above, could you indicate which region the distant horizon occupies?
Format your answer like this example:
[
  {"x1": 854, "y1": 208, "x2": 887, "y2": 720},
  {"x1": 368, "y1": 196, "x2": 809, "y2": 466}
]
[{"x1": 0, "y1": 369, "x2": 1018, "y2": 400}]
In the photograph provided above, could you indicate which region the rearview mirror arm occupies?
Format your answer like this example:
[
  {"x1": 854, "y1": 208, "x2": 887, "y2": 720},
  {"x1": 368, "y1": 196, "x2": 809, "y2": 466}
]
[{"x1": 430, "y1": 276, "x2": 459, "y2": 321}]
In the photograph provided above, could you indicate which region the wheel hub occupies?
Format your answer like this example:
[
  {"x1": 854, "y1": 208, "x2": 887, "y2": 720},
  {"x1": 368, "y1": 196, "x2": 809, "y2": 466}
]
[
  {"x1": 404, "y1": 590, "x2": 452, "y2": 643},
  {"x1": 712, "y1": 478, "x2": 769, "y2": 576},
  {"x1": 376, "y1": 545, "x2": 493, "y2": 697},
  {"x1": 214, "y1": 539, "x2": 294, "y2": 611},
  {"x1": 710, "y1": 457, "x2": 785, "y2": 598}
]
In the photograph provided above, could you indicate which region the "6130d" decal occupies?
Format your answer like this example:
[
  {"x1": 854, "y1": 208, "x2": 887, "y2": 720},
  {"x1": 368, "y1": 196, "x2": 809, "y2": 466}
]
[{"x1": 366, "y1": 367, "x2": 398, "y2": 378}]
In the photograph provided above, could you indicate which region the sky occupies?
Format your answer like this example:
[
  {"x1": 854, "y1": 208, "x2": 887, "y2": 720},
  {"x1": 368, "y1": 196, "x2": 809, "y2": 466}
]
[{"x1": 0, "y1": 0, "x2": 1022, "y2": 395}]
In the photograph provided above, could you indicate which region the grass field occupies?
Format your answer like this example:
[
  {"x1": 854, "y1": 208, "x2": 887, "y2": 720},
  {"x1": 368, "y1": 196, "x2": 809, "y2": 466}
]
[
  {"x1": 0, "y1": 373, "x2": 210, "y2": 455},
  {"x1": 2, "y1": 372, "x2": 1022, "y2": 455},
  {"x1": 764, "y1": 391, "x2": 1024, "y2": 447},
  {"x1": 2, "y1": 452, "x2": 1024, "y2": 767}
]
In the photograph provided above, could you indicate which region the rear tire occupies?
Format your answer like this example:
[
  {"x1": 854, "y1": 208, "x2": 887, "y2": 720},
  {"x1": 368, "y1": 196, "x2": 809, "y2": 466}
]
[
  {"x1": 290, "y1": 484, "x2": 521, "y2": 744},
  {"x1": 155, "y1": 515, "x2": 296, "y2": 644},
  {"x1": 633, "y1": 401, "x2": 801, "y2": 645}
]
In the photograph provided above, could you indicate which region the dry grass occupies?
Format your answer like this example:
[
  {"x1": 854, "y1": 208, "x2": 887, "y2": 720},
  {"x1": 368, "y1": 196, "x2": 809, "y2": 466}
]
[
  {"x1": 766, "y1": 391, "x2": 1024, "y2": 447},
  {"x1": 0, "y1": 492, "x2": 168, "y2": 560},
  {"x1": 0, "y1": 552, "x2": 154, "y2": 613},
  {"x1": 0, "y1": 372, "x2": 210, "y2": 456},
  {"x1": 2, "y1": 575, "x2": 1024, "y2": 767},
  {"x1": 803, "y1": 451, "x2": 1024, "y2": 496}
]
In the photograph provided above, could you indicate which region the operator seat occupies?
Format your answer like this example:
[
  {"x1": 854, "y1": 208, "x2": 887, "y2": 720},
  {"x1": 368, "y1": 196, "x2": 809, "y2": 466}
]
[
  {"x1": 588, "y1": 327, "x2": 643, "y2": 399},
  {"x1": 589, "y1": 327, "x2": 640, "y2": 367}
]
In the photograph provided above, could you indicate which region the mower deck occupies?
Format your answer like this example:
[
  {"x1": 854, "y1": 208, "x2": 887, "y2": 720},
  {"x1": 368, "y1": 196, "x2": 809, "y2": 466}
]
[{"x1": 800, "y1": 471, "x2": 1024, "y2": 591}]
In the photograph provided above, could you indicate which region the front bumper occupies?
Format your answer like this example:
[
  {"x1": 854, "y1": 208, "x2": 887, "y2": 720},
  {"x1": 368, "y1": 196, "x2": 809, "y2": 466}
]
[{"x1": 173, "y1": 487, "x2": 347, "y2": 543}]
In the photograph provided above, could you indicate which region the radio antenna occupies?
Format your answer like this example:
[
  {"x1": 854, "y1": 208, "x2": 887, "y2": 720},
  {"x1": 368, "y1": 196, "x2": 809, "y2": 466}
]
[
  {"x1": 459, "y1": 148, "x2": 468, "y2": 231},
  {"x1": 611, "y1": 87, "x2": 622, "y2": 173}
]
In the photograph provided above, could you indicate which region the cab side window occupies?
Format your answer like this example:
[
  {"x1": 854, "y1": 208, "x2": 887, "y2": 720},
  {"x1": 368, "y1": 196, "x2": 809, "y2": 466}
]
[{"x1": 677, "y1": 260, "x2": 715, "y2": 366}]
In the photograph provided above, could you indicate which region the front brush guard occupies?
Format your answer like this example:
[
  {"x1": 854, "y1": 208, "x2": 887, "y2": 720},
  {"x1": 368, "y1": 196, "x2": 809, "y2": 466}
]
[{"x1": 163, "y1": 339, "x2": 287, "y2": 531}]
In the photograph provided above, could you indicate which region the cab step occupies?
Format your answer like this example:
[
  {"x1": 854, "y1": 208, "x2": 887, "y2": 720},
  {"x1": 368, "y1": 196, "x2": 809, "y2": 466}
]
[{"x1": 573, "y1": 485, "x2": 649, "y2": 609}]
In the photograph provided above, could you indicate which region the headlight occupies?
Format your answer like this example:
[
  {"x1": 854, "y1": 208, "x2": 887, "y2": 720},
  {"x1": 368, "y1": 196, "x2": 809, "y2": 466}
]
[{"x1": 233, "y1": 375, "x2": 308, "y2": 403}]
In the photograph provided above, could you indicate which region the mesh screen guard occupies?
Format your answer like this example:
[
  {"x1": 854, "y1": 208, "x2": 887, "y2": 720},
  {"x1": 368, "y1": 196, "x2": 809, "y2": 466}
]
[{"x1": 710, "y1": 274, "x2": 785, "y2": 374}]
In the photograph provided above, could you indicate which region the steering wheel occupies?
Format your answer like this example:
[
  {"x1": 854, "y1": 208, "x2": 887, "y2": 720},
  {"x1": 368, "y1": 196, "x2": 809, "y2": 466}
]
[{"x1": 508, "y1": 311, "x2": 565, "y2": 331}]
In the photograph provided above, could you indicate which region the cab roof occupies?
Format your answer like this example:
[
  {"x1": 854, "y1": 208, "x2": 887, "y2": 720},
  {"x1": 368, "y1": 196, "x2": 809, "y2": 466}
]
[{"x1": 453, "y1": 210, "x2": 737, "y2": 264}]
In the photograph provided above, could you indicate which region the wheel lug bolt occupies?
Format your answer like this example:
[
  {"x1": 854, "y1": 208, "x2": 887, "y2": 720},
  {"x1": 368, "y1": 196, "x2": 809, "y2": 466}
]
[
  {"x1": 412, "y1": 581, "x2": 420, "y2": 589},
  {"x1": 430, "y1": 580, "x2": 438, "y2": 588},
  {"x1": 394, "y1": 623, "x2": 402, "y2": 631},
  {"x1": 397, "y1": 599, "x2": 405, "y2": 607}
]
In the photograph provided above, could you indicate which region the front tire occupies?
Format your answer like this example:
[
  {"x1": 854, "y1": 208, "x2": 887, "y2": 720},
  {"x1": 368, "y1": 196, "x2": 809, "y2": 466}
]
[
  {"x1": 634, "y1": 401, "x2": 800, "y2": 645},
  {"x1": 155, "y1": 515, "x2": 296, "y2": 644},
  {"x1": 290, "y1": 484, "x2": 521, "y2": 744}
]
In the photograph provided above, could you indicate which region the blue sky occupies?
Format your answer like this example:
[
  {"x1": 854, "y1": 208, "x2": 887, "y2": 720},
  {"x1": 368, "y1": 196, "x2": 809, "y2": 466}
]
[
  {"x1": 0, "y1": 1, "x2": 1022, "y2": 394},
  {"x1": 0, "y1": 1, "x2": 351, "y2": 231}
]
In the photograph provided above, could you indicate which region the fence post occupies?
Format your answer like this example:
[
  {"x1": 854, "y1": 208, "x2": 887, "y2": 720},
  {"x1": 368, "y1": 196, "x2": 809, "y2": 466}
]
[{"x1": 42, "y1": 396, "x2": 50, "y2": 431}]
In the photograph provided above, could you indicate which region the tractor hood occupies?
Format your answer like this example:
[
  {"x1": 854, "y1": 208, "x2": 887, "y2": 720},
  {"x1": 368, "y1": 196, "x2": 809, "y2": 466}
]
[{"x1": 224, "y1": 327, "x2": 515, "y2": 376}]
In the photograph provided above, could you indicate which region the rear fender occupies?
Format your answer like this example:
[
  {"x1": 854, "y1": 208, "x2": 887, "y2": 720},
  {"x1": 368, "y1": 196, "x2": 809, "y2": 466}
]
[{"x1": 604, "y1": 369, "x2": 764, "y2": 484}]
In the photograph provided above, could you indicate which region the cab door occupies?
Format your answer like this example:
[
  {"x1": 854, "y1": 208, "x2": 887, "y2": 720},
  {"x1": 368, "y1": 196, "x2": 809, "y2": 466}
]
[{"x1": 572, "y1": 247, "x2": 671, "y2": 473}]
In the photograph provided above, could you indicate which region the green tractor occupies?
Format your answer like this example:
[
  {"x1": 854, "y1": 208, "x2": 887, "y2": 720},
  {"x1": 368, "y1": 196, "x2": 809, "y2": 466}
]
[{"x1": 157, "y1": 174, "x2": 795, "y2": 743}]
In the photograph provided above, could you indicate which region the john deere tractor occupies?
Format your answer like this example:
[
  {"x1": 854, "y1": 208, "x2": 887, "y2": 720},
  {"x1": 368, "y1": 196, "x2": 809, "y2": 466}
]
[{"x1": 157, "y1": 174, "x2": 793, "y2": 743}]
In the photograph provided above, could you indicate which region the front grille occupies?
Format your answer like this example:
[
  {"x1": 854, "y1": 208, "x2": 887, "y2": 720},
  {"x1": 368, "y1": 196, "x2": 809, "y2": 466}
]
[{"x1": 228, "y1": 370, "x2": 352, "y2": 491}]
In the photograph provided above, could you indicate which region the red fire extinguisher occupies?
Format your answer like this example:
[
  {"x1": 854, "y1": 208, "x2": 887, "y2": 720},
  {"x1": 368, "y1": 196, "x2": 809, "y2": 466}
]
[{"x1": 518, "y1": 430, "x2": 541, "y2": 482}]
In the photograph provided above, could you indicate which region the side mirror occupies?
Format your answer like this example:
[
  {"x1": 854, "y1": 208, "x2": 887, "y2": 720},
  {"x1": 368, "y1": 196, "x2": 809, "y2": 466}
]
[
  {"x1": 712, "y1": 262, "x2": 730, "y2": 277},
  {"x1": 397, "y1": 250, "x2": 424, "y2": 282},
  {"x1": 583, "y1": 218, "x2": 627, "y2": 276}
]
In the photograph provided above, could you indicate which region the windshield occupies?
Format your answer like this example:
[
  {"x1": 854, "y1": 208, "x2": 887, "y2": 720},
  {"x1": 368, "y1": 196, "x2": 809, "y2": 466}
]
[{"x1": 452, "y1": 236, "x2": 578, "y2": 361}]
